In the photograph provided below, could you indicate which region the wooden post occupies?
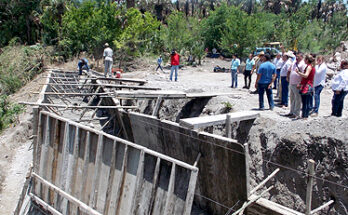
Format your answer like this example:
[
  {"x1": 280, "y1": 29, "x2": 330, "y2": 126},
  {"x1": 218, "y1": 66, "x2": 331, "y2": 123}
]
[
  {"x1": 305, "y1": 159, "x2": 315, "y2": 215},
  {"x1": 89, "y1": 134, "x2": 104, "y2": 208},
  {"x1": 148, "y1": 157, "x2": 161, "y2": 214},
  {"x1": 152, "y1": 96, "x2": 163, "y2": 117},
  {"x1": 250, "y1": 168, "x2": 280, "y2": 195},
  {"x1": 226, "y1": 114, "x2": 232, "y2": 138},
  {"x1": 244, "y1": 143, "x2": 251, "y2": 198},
  {"x1": 183, "y1": 169, "x2": 199, "y2": 215}
]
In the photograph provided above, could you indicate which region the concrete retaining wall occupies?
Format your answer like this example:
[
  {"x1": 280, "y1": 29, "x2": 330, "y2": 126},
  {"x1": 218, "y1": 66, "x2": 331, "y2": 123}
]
[{"x1": 125, "y1": 112, "x2": 248, "y2": 215}]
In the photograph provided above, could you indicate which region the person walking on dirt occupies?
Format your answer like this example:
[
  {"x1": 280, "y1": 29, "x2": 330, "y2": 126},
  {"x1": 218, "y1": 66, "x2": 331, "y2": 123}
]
[
  {"x1": 311, "y1": 55, "x2": 327, "y2": 116},
  {"x1": 331, "y1": 60, "x2": 348, "y2": 117},
  {"x1": 156, "y1": 55, "x2": 164, "y2": 72},
  {"x1": 255, "y1": 53, "x2": 276, "y2": 110},
  {"x1": 243, "y1": 54, "x2": 255, "y2": 89},
  {"x1": 286, "y1": 52, "x2": 306, "y2": 119},
  {"x1": 103, "y1": 43, "x2": 113, "y2": 77},
  {"x1": 77, "y1": 58, "x2": 89, "y2": 75},
  {"x1": 230, "y1": 54, "x2": 240, "y2": 88},
  {"x1": 170, "y1": 50, "x2": 180, "y2": 81}
]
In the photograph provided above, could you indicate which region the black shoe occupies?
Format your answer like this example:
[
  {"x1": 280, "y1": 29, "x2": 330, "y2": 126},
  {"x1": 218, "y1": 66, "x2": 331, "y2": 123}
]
[{"x1": 250, "y1": 90, "x2": 258, "y2": 94}]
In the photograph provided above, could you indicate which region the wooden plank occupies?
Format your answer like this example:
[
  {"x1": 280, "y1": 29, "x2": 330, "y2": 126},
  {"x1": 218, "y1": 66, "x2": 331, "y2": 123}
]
[
  {"x1": 29, "y1": 193, "x2": 62, "y2": 215},
  {"x1": 89, "y1": 134, "x2": 104, "y2": 208},
  {"x1": 250, "y1": 168, "x2": 280, "y2": 195},
  {"x1": 20, "y1": 102, "x2": 138, "y2": 109},
  {"x1": 38, "y1": 115, "x2": 50, "y2": 201},
  {"x1": 41, "y1": 83, "x2": 160, "y2": 90},
  {"x1": 183, "y1": 169, "x2": 199, "y2": 215},
  {"x1": 130, "y1": 150, "x2": 145, "y2": 214},
  {"x1": 179, "y1": 111, "x2": 260, "y2": 129},
  {"x1": 310, "y1": 200, "x2": 334, "y2": 214},
  {"x1": 152, "y1": 96, "x2": 163, "y2": 117},
  {"x1": 225, "y1": 114, "x2": 232, "y2": 138},
  {"x1": 305, "y1": 160, "x2": 315, "y2": 215},
  {"x1": 56, "y1": 122, "x2": 70, "y2": 211},
  {"x1": 32, "y1": 173, "x2": 102, "y2": 215},
  {"x1": 31, "y1": 92, "x2": 110, "y2": 96},
  {"x1": 252, "y1": 196, "x2": 305, "y2": 215},
  {"x1": 114, "y1": 145, "x2": 129, "y2": 214},
  {"x1": 49, "y1": 119, "x2": 60, "y2": 205},
  {"x1": 42, "y1": 76, "x2": 148, "y2": 84},
  {"x1": 65, "y1": 127, "x2": 80, "y2": 215},
  {"x1": 103, "y1": 140, "x2": 118, "y2": 215},
  {"x1": 148, "y1": 157, "x2": 161, "y2": 214},
  {"x1": 79, "y1": 131, "x2": 91, "y2": 202},
  {"x1": 164, "y1": 163, "x2": 176, "y2": 215}
]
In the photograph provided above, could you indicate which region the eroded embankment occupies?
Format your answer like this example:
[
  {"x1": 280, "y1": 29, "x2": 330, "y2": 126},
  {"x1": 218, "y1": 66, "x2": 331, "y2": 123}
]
[{"x1": 247, "y1": 117, "x2": 348, "y2": 215}]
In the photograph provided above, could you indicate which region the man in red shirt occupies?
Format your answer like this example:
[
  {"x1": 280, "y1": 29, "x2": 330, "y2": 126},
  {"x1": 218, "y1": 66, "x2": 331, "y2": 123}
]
[{"x1": 170, "y1": 49, "x2": 180, "y2": 81}]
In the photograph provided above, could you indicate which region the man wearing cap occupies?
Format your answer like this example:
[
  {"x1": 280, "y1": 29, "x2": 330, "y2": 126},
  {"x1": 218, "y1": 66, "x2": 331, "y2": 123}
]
[
  {"x1": 103, "y1": 43, "x2": 113, "y2": 77},
  {"x1": 255, "y1": 53, "x2": 276, "y2": 110},
  {"x1": 279, "y1": 51, "x2": 294, "y2": 107}
]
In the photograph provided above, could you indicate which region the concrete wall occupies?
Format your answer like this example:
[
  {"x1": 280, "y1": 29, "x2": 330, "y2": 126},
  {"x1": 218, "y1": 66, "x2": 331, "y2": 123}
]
[
  {"x1": 31, "y1": 111, "x2": 198, "y2": 215},
  {"x1": 126, "y1": 112, "x2": 248, "y2": 215}
]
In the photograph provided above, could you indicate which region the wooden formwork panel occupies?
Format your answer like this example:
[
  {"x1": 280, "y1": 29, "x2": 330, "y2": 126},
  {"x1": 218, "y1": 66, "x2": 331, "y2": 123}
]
[{"x1": 31, "y1": 111, "x2": 198, "y2": 215}]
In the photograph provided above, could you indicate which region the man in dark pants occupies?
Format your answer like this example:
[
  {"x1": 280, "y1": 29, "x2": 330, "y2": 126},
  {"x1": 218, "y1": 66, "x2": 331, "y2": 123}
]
[
  {"x1": 331, "y1": 60, "x2": 348, "y2": 117},
  {"x1": 255, "y1": 54, "x2": 276, "y2": 110},
  {"x1": 77, "y1": 58, "x2": 89, "y2": 75}
]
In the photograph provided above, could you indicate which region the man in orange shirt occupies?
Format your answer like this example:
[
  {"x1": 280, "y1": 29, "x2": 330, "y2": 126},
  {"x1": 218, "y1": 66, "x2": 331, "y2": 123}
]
[{"x1": 170, "y1": 49, "x2": 180, "y2": 81}]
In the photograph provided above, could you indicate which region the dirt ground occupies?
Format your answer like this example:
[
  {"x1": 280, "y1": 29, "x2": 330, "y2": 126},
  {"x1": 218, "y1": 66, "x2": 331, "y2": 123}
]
[
  {"x1": 0, "y1": 57, "x2": 346, "y2": 214},
  {"x1": 0, "y1": 72, "x2": 48, "y2": 214}
]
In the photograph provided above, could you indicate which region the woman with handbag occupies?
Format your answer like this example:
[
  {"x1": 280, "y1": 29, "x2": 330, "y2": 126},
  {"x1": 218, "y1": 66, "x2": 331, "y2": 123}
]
[{"x1": 296, "y1": 55, "x2": 316, "y2": 119}]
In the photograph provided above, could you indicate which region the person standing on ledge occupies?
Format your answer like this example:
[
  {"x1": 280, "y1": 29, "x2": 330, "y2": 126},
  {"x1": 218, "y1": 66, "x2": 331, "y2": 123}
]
[
  {"x1": 103, "y1": 43, "x2": 113, "y2": 77},
  {"x1": 255, "y1": 53, "x2": 276, "y2": 110},
  {"x1": 170, "y1": 49, "x2": 180, "y2": 81}
]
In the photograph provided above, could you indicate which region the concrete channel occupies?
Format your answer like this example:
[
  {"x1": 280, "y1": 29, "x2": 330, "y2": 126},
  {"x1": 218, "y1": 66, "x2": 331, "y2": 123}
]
[{"x1": 16, "y1": 69, "x2": 303, "y2": 215}]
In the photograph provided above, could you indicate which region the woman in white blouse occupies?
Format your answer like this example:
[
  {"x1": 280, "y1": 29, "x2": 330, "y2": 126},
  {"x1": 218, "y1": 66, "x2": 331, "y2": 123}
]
[
  {"x1": 331, "y1": 60, "x2": 348, "y2": 117},
  {"x1": 312, "y1": 55, "x2": 327, "y2": 116}
]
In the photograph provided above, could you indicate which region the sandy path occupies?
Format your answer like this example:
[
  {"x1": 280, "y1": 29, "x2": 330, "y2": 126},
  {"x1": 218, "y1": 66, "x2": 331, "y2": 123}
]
[{"x1": 124, "y1": 57, "x2": 346, "y2": 120}]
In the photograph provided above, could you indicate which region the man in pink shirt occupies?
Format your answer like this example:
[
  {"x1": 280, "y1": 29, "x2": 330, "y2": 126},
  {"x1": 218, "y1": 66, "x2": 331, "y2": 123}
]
[{"x1": 286, "y1": 52, "x2": 306, "y2": 118}]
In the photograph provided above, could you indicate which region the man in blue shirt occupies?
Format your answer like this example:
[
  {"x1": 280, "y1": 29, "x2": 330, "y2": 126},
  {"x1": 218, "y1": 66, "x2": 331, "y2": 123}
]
[
  {"x1": 230, "y1": 54, "x2": 240, "y2": 88},
  {"x1": 77, "y1": 58, "x2": 89, "y2": 75},
  {"x1": 255, "y1": 54, "x2": 276, "y2": 110}
]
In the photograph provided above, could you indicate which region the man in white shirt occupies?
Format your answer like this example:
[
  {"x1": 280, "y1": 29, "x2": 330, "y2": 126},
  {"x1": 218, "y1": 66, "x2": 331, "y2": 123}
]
[
  {"x1": 103, "y1": 43, "x2": 113, "y2": 77},
  {"x1": 272, "y1": 53, "x2": 283, "y2": 89},
  {"x1": 311, "y1": 55, "x2": 327, "y2": 116},
  {"x1": 280, "y1": 51, "x2": 294, "y2": 107},
  {"x1": 331, "y1": 60, "x2": 348, "y2": 117},
  {"x1": 286, "y1": 52, "x2": 306, "y2": 118}
]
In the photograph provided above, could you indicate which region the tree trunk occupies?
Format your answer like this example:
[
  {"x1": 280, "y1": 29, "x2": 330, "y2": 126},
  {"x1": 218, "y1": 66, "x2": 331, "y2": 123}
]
[
  {"x1": 176, "y1": 0, "x2": 180, "y2": 11},
  {"x1": 185, "y1": 0, "x2": 189, "y2": 16},
  {"x1": 247, "y1": 0, "x2": 253, "y2": 15},
  {"x1": 26, "y1": 16, "x2": 31, "y2": 44}
]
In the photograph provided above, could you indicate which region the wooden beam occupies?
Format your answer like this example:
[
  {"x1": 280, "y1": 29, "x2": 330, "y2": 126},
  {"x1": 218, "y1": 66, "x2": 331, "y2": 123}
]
[
  {"x1": 250, "y1": 168, "x2": 280, "y2": 195},
  {"x1": 164, "y1": 163, "x2": 176, "y2": 215},
  {"x1": 231, "y1": 186, "x2": 274, "y2": 215},
  {"x1": 32, "y1": 172, "x2": 102, "y2": 215},
  {"x1": 42, "y1": 76, "x2": 148, "y2": 84},
  {"x1": 226, "y1": 114, "x2": 232, "y2": 138},
  {"x1": 41, "y1": 83, "x2": 160, "y2": 90},
  {"x1": 31, "y1": 92, "x2": 110, "y2": 96},
  {"x1": 29, "y1": 193, "x2": 62, "y2": 215},
  {"x1": 180, "y1": 111, "x2": 260, "y2": 130},
  {"x1": 20, "y1": 102, "x2": 138, "y2": 109},
  {"x1": 305, "y1": 160, "x2": 315, "y2": 215},
  {"x1": 79, "y1": 86, "x2": 101, "y2": 120},
  {"x1": 152, "y1": 96, "x2": 163, "y2": 117},
  {"x1": 310, "y1": 200, "x2": 334, "y2": 214}
]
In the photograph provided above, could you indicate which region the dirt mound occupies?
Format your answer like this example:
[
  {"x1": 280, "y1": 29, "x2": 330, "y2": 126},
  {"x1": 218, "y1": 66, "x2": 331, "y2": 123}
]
[{"x1": 247, "y1": 116, "x2": 348, "y2": 214}]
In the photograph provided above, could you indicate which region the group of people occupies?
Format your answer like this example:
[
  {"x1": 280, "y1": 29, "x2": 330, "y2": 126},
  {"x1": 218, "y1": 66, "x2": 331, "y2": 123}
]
[
  {"x1": 231, "y1": 49, "x2": 348, "y2": 118},
  {"x1": 77, "y1": 43, "x2": 114, "y2": 77}
]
